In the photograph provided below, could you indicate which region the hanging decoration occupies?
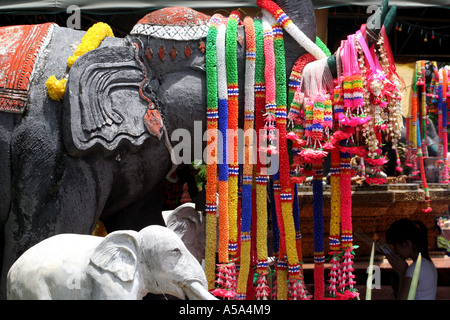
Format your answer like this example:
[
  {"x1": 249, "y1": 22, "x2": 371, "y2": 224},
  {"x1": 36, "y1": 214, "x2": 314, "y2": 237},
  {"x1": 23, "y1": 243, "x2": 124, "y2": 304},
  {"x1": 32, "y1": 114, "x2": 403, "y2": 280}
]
[
  {"x1": 214, "y1": 14, "x2": 232, "y2": 299},
  {"x1": 203, "y1": 0, "x2": 411, "y2": 301},
  {"x1": 226, "y1": 11, "x2": 240, "y2": 262},
  {"x1": 253, "y1": 17, "x2": 271, "y2": 301},
  {"x1": 235, "y1": 15, "x2": 256, "y2": 300},
  {"x1": 261, "y1": 13, "x2": 289, "y2": 300},
  {"x1": 204, "y1": 13, "x2": 221, "y2": 291},
  {"x1": 406, "y1": 60, "x2": 450, "y2": 212}
]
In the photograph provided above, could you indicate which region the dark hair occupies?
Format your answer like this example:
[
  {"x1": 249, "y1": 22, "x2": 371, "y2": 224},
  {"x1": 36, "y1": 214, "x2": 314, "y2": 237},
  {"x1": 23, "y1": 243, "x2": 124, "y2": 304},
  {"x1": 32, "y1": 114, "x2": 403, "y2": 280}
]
[{"x1": 386, "y1": 218, "x2": 430, "y2": 260}]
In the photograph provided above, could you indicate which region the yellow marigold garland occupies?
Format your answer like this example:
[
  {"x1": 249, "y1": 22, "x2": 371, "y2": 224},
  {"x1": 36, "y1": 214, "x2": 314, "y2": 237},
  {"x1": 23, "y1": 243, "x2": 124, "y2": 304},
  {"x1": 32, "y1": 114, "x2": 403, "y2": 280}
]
[
  {"x1": 45, "y1": 75, "x2": 67, "y2": 101},
  {"x1": 46, "y1": 22, "x2": 114, "y2": 101},
  {"x1": 67, "y1": 22, "x2": 114, "y2": 68}
]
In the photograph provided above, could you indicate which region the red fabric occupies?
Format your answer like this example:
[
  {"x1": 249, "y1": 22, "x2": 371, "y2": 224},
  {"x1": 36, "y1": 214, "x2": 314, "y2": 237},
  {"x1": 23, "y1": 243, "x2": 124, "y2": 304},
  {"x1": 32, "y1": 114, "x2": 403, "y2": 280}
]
[
  {"x1": 0, "y1": 23, "x2": 55, "y2": 113},
  {"x1": 136, "y1": 7, "x2": 209, "y2": 26}
]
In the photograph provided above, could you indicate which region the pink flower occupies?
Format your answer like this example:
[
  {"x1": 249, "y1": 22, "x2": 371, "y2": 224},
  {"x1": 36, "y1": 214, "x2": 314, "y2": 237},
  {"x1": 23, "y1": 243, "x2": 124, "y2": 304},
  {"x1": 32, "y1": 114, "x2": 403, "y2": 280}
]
[
  {"x1": 264, "y1": 124, "x2": 276, "y2": 130},
  {"x1": 339, "y1": 114, "x2": 372, "y2": 127},
  {"x1": 259, "y1": 145, "x2": 278, "y2": 155},
  {"x1": 222, "y1": 290, "x2": 236, "y2": 298},
  {"x1": 322, "y1": 141, "x2": 335, "y2": 151},
  {"x1": 300, "y1": 148, "x2": 328, "y2": 159},
  {"x1": 263, "y1": 113, "x2": 276, "y2": 121},
  {"x1": 300, "y1": 148, "x2": 328, "y2": 164},
  {"x1": 293, "y1": 138, "x2": 307, "y2": 148},
  {"x1": 330, "y1": 129, "x2": 354, "y2": 144},
  {"x1": 365, "y1": 156, "x2": 388, "y2": 166},
  {"x1": 211, "y1": 288, "x2": 227, "y2": 297},
  {"x1": 340, "y1": 146, "x2": 367, "y2": 157},
  {"x1": 262, "y1": 132, "x2": 277, "y2": 141},
  {"x1": 286, "y1": 131, "x2": 299, "y2": 141},
  {"x1": 422, "y1": 207, "x2": 433, "y2": 213}
]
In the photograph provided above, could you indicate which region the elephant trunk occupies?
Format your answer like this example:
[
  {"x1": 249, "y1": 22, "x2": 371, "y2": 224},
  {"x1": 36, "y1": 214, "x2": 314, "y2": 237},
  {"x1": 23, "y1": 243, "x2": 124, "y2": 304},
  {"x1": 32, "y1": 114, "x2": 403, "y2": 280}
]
[
  {"x1": 183, "y1": 280, "x2": 217, "y2": 300},
  {"x1": 269, "y1": 0, "x2": 318, "y2": 75},
  {"x1": 273, "y1": 0, "x2": 316, "y2": 41}
]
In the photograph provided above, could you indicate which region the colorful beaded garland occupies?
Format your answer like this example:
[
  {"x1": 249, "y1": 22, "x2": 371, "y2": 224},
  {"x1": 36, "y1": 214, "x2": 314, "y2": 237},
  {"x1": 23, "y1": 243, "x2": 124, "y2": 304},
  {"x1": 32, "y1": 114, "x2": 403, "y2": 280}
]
[
  {"x1": 271, "y1": 12, "x2": 302, "y2": 280},
  {"x1": 253, "y1": 18, "x2": 270, "y2": 298},
  {"x1": 204, "y1": 13, "x2": 221, "y2": 291},
  {"x1": 226, "y1": 11, "x2": 240, "y2": 257},
  {"x1": 216, "y1": 19, "x2": 229, "y2": 264},
  {"x1": 235, "y1": 16, "x2": 255, "y2": 300},
  {"x1": 200, "y1": 1, "x2": 406, "y2": 300}
]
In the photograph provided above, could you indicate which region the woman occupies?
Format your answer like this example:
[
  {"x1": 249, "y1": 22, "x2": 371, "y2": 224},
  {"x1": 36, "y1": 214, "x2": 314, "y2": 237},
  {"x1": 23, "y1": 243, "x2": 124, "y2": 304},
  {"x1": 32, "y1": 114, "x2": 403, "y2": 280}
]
[{"x1": 385, "y1": 218, "x2": 438, "y2": 300}]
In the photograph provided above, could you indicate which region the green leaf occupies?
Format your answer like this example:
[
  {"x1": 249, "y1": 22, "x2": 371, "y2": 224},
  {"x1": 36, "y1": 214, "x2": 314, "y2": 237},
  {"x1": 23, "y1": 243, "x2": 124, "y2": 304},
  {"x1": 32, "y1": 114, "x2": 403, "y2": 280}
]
[
  {"x1": 366, "y1": 243, "x2": 375, "y2": 301},
  {"x1": 407, "y1": 253, "x2": 422, "y2": 300},
  {"x1": 191, "y1": 159, "x2": 203, "y2": 169}
]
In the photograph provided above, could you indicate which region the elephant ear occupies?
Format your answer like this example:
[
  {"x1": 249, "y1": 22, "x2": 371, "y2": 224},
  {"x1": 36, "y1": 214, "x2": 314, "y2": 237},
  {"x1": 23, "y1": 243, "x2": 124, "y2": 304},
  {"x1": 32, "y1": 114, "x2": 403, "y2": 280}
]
[
  {"x1": 90, "y1": 230, "x2": 140, "y2": 282},
  {"x1": 63, "y1": 45, "x2": 152, "y2": 157}
]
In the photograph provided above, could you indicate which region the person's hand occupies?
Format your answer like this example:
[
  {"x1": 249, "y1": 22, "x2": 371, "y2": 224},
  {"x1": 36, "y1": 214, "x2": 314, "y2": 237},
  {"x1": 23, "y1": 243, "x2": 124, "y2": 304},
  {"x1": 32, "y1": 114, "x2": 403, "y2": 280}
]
[{"x1": 386, "y1": 252, "x2": 408, "y2": 277}]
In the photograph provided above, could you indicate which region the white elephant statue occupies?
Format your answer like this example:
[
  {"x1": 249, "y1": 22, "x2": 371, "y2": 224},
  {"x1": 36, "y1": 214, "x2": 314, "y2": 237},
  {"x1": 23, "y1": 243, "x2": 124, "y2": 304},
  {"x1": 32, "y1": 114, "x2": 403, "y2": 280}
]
[
  {"x1": 6, "y1": 225, "x2": 216, "y2": 300},
  {"x1": 163, "y1": 202, "x2": 205, "y2": 265}
]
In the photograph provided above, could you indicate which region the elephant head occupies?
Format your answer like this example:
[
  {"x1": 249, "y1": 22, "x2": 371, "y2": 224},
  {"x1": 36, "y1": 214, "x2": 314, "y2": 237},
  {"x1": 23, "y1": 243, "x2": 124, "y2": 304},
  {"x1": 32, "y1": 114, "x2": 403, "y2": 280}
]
[
  {"x1": 63, "y1": 45, "x2": 153, "y2": 156},
  {"x1": 62, "y1": 2, "x2": 318, "y2": 160},
  {"x1": 89, "y1": 225, "x2": 215, "y2": 300},
  {"x1": 63, "y1": 7, "x2": 210, "y2": 161},
  {"x1": 163, "y1": 202, "x2": 206, "y2": 264}
]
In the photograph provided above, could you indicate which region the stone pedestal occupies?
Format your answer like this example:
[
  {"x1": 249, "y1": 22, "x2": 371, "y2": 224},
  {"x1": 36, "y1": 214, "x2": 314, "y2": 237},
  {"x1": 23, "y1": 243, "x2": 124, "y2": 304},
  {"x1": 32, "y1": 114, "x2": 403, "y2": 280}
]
[{"x1": 297, "y1": 183, "x2": 450, "y2": 259}]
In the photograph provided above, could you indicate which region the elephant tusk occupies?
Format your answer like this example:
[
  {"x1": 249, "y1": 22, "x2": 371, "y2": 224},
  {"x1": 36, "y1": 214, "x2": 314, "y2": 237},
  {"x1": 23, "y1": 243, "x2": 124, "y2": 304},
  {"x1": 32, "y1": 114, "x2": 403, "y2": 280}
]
[{"x1": 183, "y1": 281, "x2": 217, "y2": 300}]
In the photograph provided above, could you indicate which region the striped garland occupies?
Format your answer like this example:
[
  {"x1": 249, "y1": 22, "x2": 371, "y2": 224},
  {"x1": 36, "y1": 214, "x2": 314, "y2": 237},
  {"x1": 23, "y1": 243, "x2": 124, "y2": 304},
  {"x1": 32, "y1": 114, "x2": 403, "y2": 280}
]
[
  {"x1": 327, "y1": 147, "x2": 341, "y2": 297},
  {"x1": 200, "y1": 1, "x2": 409, "y2": 300},
  {"x1": 204, "y1": 13, "x2": 221, "y2": 291},
  {"x1": 439, "y1": 68, "x2": 449, "y2": 183},
  {"x1": 209, "y1": 15, "x2": 238, "y2": 299},
  {"x1": 261, "y1": 14, "x2": 288, "y2": 300},
  {"x1": 338, "y1": 147, "x2": 356, "y2": 293},
  {"x1": 216, "y1": 20, "x2": 229, "y2": 264},
  {"x1": 226, "y1": 11, "x2": 240, "y2": 257},
  {"x1": 264, "y1": 10, "x2": 302, "y2": 299},
  {"x1": 236, "y1": 16, "x2": 256, "y2": 300},
  {"x1": 253, "y1": 17, "x2": 272, "y2": 300},
  {"x1": 312, "y1": 163, "x2": 325, "y2": 300},
  {"x1": 254, "y1": 17, "x2": 269, "y2": 278}
]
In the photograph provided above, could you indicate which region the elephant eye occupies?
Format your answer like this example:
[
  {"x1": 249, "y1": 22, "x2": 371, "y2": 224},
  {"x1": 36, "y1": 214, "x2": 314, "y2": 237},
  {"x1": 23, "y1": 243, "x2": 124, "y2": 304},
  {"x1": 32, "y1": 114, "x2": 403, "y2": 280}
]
[{"x1": 171, "y1": 248, "x2": 181, "y2": 254}]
